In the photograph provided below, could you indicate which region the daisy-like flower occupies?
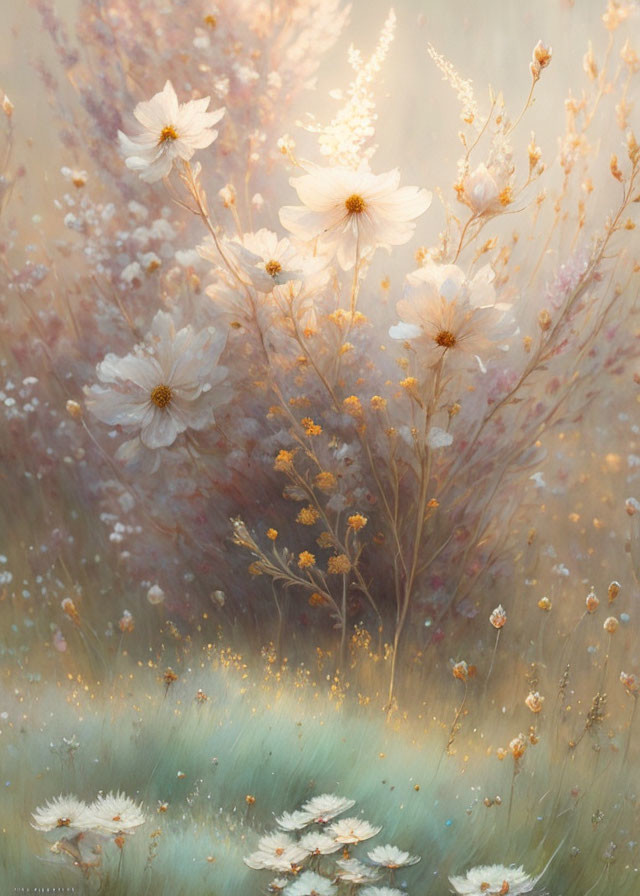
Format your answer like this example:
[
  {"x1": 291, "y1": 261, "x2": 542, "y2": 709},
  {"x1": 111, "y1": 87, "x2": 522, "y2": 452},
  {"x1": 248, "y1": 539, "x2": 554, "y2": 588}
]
[
  {"x1": 389, "y1": 263, "x2": 512, "y2": 371},
  {"x1": 329, "y1": 817, "x2": 382, "y2": 844},
  {"x1": 361, "y1": 890, "x2": 405, "y2": 896},
  {"x1": 335, "y1": 858, "x2": 381, "y2": 884},
  {"x1": 275, "y1": 808, "x2": 316, "y2": 831},
  {"x1": 367, "y1": 844, "x2": 421, "y2": 868},
  {"x1": 31, "y1": 795, "x2": 93, "y2": 832},
  {"x1": 449, "y1": 864, "x2": 536, "y2": 896},
  {"x1": 84, "y1": 311, "x2": 229, "y2": 451},
  {"x1": 284, "y1": 870, "x2": 336, "y2": 896},
  {"x1": 214, "y1": 229, "x2": 321, "y2": 293},
  {"x1": 298, "y1": 831, "x2": 343, "y2": 855},
  {"x1": 118, "y1": 80, "x2": 225, "y2": 182},
  {"x1": 301, "y1": 794, "x2": 356, "y2": 824},
  {"x1": 280, "y1": 164, "x2": 431, "y2": 270},
  {"x1": 244, "y1": 832, "x2": 310, "y2": 871},
  {"x1": 88, "y1": 792, "x2": 146, "y2": 834}
]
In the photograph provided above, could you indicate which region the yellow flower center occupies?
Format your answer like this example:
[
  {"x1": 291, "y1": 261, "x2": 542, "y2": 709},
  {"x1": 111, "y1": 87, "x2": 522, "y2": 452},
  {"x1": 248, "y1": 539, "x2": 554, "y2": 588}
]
[
  {"x1": 150, "y1": 384, "x2": 173, "y2": 408},
  {"x1": 435, "y1": 329, "x2": 457, "y2": 349},
  {"x1": 112, "y1": 814, "x2": 122, "y2": 822},
  {"x1": 158, "y1": 125, "x2": 179, "y2": 144},
  {"x1": 265, "y1": 259, "x2": 282, "y2": 277},
  {"x1": 345, "y1": 193, "x2": 366, "y2": 214},
  {"x1": 57, "y1": 817, "x2": 71, "y2": 827}
]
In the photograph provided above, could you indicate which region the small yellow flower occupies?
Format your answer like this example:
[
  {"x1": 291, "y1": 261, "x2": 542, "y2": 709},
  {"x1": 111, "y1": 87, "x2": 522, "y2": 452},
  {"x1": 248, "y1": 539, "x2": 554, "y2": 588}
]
[
  {"x1": 585, "y1": 589, "x2": 599, "y2": 613},
  {"x1": 489, "y1": 605, "x2": 507, "y2": 629},
  {"x1": 370, "y1": 395, "x2": 387, "y2": 411},
  {"x1": 328, "y1": 554, "x2": 351, "y2": 575},
  {"x1": 315, "y1": 472, "x2": 337, "y2": 492},
  {"x1": 525, "y1": 691, "x2": 544, "y2": 713},
  {"x1": 309, "y1": 592, "x2": 329, "y2": 607},
  {"x1": 317, "y1": 531, "x2": 336, "y2": 549},
  {"x1": 608, "y1": 581, "x2": 620, "y2": 603},
  {"x1": 298, "y1": 551, "x2": 316, "y2": 569},
  {"x1": 266, "y1": 528, "x2": 278, "y2": 541},
  {"x1": 343, "y1": 395, "x2": 363, "y2": 417},
  {"x1": 274, "y1": 449, "x2": 295, "y2": 472},
  {"x1": 248, "y1": 562, "x2": 263, "y2": 576},
  {"x1": 347, "y1": 513, "x2": 368, "y2": 532},
  {"x1": 297, "y1": 506, "x2": 321, "y2": 526},
  {"x1": 452, "y1": 661, "x2": 469, "y2": 681},
  {"x1": 509, "y1": 734, "x2": 527, "y2": 760},
  {"x1": 301, "y1": 417, "x2": 322, "y2": 436},
  {"x1": 537, "y1": 596, "x2": 552, "y2": 611},
  {"x1": 603, "y1": 616, "x2": 619, "y2": 634}
]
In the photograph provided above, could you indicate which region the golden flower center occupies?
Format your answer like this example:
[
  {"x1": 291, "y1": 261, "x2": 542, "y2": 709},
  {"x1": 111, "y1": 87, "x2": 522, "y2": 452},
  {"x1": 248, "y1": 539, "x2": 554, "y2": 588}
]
[
  {"x1": 57, "y1": 817, "x2": 71, "y2": 827},
  {"x1": 158, "y1": 125, "x2": 179, "y2": 144},
  {"x1": 151, "y1": 384, "x2": 173, "y2": 408},
  {"x1": 345, "y1": 193, "x2": 366, "y2": 214},
  {"x1": 265, "y1": 259, "x2": 282, "y2": 277},
  {"x1": 275, "y1": 847, "x2": 285, "y2": 856},
  {"x1": 112, "y1": 814, "x2": 122, "y2": 822},
  {"x1": 435, "y1": 329, "x2": 457, "y2": 349}
]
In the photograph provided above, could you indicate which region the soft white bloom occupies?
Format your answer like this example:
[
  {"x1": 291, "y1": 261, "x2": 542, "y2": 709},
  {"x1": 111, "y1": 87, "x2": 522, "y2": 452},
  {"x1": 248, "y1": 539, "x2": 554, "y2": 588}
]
[
  {"x1": 449, "y1": 864, "x2": 536, "y2": 896},
  {"x1": 361, "y1": 890, "x2": 405, "y2": 896},
  {"x1": 280, "y1": 164, "x2": 431, "y2": 269},
  {"x1": 84, "y1": 311, "x2": 229, "y2": 451},
  {"x1": 89, "y1": 792, "x2": 145, "y2": 834},
  {"x1": 31, "y1": 795, "x2": 93, "y2": 832},
  {"x1": 367, "y1": 844, "x2": 421, "y2": 868},
  {"x1": 244, "y1": 832, "x2": 309, "y2": 871},
  {"x1": 298, "y1": 831, "x2": 342, "y2": 855},
  {"x1": 335, "y1": 858, "x2": 381, "y2": 884},
  {"x1": 269, "y1": 880, "x2": 290, "y2": 893},
  {"x1": 275, "y1": 808, "x2": 316, "y2": 831},
  {"x1": 118, "y1": 80, "x2": 225, "y2": 182},
  {"x1": 146, "y1": 584, "x2": 166, "y2": 605},
  {"x1": 221, "y1": 229, "x2": 318, "y2": 292},
  {"x1": 390, "y1": 263, "x2": 512, "y2": 369},
  {"x1": 284, "y1": 870, "x2": 336, "y2": 896},
  {"x1": 329, "y1": 816, "x2": 382, "y2": 843},
  {"x1": 301, "y1": 793, "x2": 356, "y2": 824}
]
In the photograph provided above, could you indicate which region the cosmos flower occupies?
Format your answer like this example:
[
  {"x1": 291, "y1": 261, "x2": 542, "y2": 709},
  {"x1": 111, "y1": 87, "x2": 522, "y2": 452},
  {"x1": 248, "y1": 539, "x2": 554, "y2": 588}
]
[
  {"x1": 213, "y1": 229, "x2": 319, "y2": 292},
  {"x1": 275, "y1": 808, "x2": 315, "y2": 831},
  {"x1": 389, "y1": 263, "x2": 512, "y2": 370},
  {"x1": 280, "y1": 164, "x2": 431, "y2": 269},
  {"x1": 329, "y1": 817, "x2": 382, "y2": 844},
  {"x1": 244, "y1": 832, "x2": 310, "y2": 871},
  {"x1": 284, "y1": 871, "x2": 336, "y2": 896},
  {"x1": 449, "y1": 864, "x2": 536, "y2": 896},
  {"x1": 88, "y1": 792, "x2": 146, "y2": 834},
  {"x1": 335, "y1": 858, "x2": 382, "y2": 884},
  {"x1": 367, "y1": 844, "x2": 421, "y2": 868},
  {"x1": 118, "y1": 80, "x2": 225, "y2": 182},
  {"x1": 31, "y1": 795, "x2": 93, "y2": 832},
  {"x1": 301, "y1": 793, "x2": 356, "y2": 824},
  {"x1": 85, "y1": 311, "x2": 229, "y2": 451}
]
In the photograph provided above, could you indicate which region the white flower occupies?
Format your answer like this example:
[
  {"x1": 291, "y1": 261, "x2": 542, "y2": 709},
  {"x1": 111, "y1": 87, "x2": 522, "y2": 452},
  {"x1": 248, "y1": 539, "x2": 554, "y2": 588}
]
[
  {"x1": 275, "y1": 808, "x2": 316, "y2": 831},
  {"x1": 31, "y1": 795, "x2": 93, "y2": 832},
  {"x1": 335, "y1": 858, "x2": 381, "y2": 884},
  {"x1": 244, "y1": 832, "x2": 310, "y2": 871},
  {"x1": 280, "y1": 164, "x2": 431, "y2": 270},
  {"x1": 89, "y1": 792, "x2": 145, "y2": 834},
  {"x1": 118, "y1": 80, "x2": 225, "y2": 182},
  {"x1": 269, "y1": 880, "x2": 290, "y2": 893},
  {"x1": 250, "y1": 832, "x2": 308, "y2": 868},
  {"x1": 449, "y1": 864, "x2": 536, "y2": 896},
  {"x1": 367, "y1": 844, "x2": 421, "y2": 868},
  {"x1": 84, "y1": 311, "x2": 228, "y2": 451},
  {"x1": 220, "y1": 229, "x2": 317, "y2": 292},
  {"x1": 284, "y1": 870, "x2": 336, "y2": 896},
  {"x1": 301, "y1": 793, "x2": 356, "y2": 824},
  {"x1": 298, "y1": 831, "x2": 342, "y2": 855},
  {"x1": 361, "y1": 890, "x2": 405, "y2": 896},
  {"x1": 389, "y1": 263, "x2": 512, "y2": 369},
  {"x1": 329, "y1": 817, "x2": 382, "y2": 844}
]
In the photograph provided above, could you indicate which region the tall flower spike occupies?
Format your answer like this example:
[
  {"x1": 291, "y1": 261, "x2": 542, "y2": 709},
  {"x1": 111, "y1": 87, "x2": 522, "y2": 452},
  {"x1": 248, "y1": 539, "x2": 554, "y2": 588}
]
[{"x1": 118, "y1": 80, "x2": 225, "y2": 182}]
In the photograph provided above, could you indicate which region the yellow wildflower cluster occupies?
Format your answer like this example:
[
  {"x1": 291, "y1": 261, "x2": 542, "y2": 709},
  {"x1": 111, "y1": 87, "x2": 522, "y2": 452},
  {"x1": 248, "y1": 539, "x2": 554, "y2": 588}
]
[
  {"x1": 315, "y1": 471, "x2": 337, "y2": 492},
  {"x1": 347, "y1": 513, "x2": 368, "y2": 532},
  {"x1": 297, "y1": 506, "x2": 321, "y2": 526},
  {"x1": 274, "y1": 449, "x2": 295, "y2": 472},
  {"x1": 327, "y1": 554, "x2": 351, "y2": 575},
  {"x1": 301, "y1": 417, "x2": 322, "y2": 436},
  {"x1": 343, "y1": 395, "x2": 363, "y2": 417},
  {"x1": 298, "y1": 551, "x2": 316, "y2": 569}
]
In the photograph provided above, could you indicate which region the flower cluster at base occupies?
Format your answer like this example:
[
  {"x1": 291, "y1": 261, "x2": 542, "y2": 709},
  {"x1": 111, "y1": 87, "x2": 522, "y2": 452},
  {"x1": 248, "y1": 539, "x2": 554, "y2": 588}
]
[{"x1": 243, "y1": 793, "x2": 420, "y2": 894}]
